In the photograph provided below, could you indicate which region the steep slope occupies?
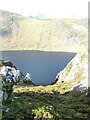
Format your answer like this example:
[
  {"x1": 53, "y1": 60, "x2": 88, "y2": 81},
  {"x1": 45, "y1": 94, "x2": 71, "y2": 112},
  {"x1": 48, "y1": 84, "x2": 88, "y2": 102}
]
[
  {"x1": 0, "y1": 10, "x2": 88, "y2": 52},
  {"x1": 54, "y1": 50, "x2": 88, "y2": 94}
]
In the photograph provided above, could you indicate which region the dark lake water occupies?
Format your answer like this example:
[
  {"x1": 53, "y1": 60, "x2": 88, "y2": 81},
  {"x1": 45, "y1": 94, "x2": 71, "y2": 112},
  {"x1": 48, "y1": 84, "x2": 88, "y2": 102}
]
[{"x1": 1, "y1": 50, "x2": 76, "y2": 85}]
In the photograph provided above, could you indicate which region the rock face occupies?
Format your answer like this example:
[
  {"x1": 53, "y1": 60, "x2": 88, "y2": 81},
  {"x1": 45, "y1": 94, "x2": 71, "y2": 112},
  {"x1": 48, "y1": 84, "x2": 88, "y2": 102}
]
[
  {"x1": 0, "y1": 61, "x2": 33, "y2": 100},
  {"x1": 55, "y1": 50, "x2": 88, "y2": 93}
]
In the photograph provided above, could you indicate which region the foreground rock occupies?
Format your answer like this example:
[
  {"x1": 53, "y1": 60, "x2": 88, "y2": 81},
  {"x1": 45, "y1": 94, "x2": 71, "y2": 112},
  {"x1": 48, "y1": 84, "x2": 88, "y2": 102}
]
[
  {"x1": 0, "y1": 60, "x2": 34, "y2": 100},
  {"x1": 54, "y1": 50, "x2": 88, "y2": 94}
]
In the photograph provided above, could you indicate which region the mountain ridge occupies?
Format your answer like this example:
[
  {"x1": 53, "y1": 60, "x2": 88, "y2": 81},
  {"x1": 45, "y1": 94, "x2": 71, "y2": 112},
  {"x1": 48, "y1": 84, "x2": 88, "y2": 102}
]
[{"x1": 0, "y1": 10, "x2": 88, "y2": 53}]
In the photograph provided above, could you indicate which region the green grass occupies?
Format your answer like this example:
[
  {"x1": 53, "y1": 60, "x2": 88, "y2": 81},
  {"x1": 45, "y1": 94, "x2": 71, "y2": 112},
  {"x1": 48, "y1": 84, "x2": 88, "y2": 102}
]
[{"x1": 2, "y1": 85, "x2": 90, "y2": 120}]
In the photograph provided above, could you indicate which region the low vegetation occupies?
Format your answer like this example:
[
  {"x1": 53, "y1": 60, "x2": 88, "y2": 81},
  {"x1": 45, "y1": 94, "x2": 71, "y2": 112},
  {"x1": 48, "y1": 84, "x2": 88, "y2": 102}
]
[{"x1": 2, "y1": 85, "x2": 90, "y2": 120}]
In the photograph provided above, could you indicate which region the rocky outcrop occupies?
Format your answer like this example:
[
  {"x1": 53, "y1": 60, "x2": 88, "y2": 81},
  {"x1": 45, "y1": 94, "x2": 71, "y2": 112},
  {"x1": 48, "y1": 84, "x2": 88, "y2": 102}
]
[
  {"x1": 54, "y1": 50, "x2": 88, "y2": 94},
  {"x1": 0, "y1": 60, "x2": 34, "y2": 100}
]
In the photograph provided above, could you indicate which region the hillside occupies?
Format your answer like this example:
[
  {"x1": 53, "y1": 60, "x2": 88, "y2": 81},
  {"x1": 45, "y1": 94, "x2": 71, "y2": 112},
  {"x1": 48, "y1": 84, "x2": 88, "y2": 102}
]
[
  {"x1": 0, "y1": 10, "x2": 88, "y2": 52},
  {"x1": 1, "y1": 51, "x2": 89, "y2": 120},
  {"x1": 0, "y1": 10, "x2": 89, "y2": 120},
  {"x1": 54, "y1": 50, "x2": 88, "y2": 94}
]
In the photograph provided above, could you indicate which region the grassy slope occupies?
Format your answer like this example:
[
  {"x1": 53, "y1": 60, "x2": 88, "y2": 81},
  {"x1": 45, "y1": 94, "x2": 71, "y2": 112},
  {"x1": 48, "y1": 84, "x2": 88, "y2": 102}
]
[
  {"x1": 2, "y1": 85, "x2": 90, "y2": 120},
  {"x1": 0, "y1": 10, "x2": 88, "y2": 52}
]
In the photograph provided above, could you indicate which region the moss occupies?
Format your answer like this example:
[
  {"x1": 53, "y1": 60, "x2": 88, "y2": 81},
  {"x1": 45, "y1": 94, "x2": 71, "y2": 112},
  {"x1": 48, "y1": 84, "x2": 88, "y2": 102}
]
[{"x1": 2, "y1": 85, "x2": 90, "y2": 120}]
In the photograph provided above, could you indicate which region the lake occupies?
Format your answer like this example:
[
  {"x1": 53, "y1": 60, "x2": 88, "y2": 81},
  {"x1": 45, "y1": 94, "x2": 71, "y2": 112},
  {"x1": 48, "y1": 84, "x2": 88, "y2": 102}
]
[{"x1": 1, "y1": 50, "x2": 76, "y2": 85}]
